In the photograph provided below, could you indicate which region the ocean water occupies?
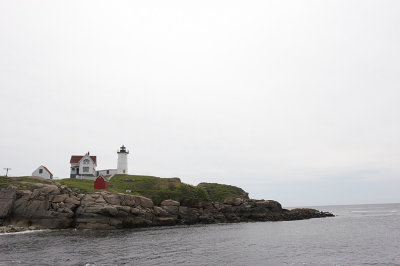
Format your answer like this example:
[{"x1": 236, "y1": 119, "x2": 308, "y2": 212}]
[{"x1": 1, "y1": 203, "x2": 400, "y2": 266}]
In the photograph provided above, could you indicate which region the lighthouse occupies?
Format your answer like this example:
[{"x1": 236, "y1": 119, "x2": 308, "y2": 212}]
[{"x1": 117, "y1": 145, "x2": 129, "y2": 174}]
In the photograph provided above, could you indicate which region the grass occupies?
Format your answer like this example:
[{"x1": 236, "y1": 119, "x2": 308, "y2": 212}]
[
  {"x1": 59, "y1": 178, "x2": 97, "y2": 193},
  {"x1": 197, "y1": 182, "x2": 249, "y2": 202},
  {"x1": 109, "y1": 175, "x2": 209, "y2": 204},
  {"x1": 1, "y1": 175, "x2": 248, "y2": 205},
  {"x1": 59, "y1": 175, "x2": 210, "y2": 205},
  {"x1": 0, "y1": 176, "x2": 54, "y2": 190}
]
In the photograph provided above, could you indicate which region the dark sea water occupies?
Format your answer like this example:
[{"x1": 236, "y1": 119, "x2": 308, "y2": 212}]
[{"x1": 1, "y1": 203, "x2": 400, "y2": 266}]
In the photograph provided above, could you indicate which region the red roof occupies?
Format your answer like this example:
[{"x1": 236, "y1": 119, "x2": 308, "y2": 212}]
[
  {"x1": 96, "y1": 175, "x2": 109, "y2": 182},
  {"x1": 70, "y1": 155, "x2": 97, "y2": 164},
  {"x1": 42, "y1": 165, "x2": 53, "y2": 176}
]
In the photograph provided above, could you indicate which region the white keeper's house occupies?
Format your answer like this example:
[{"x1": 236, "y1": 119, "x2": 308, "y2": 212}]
[
  {"x1": 70, "y1": 145, "x2": 130, "y2": 180},
  {"x1": 70, "y1": 152, "x2": 97, "y2": 179}
]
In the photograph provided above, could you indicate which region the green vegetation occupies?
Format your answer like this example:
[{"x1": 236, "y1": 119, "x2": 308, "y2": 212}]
[
  {"x1": 197, "y1": 182, "x2": 249, "y2": 202},
  {"x1": 0, "y1": 176, "x2": 53, "y2": 190},
  {"x1": 109, "y1": 175, "x2": 209, "y2": 204},
  {"x1": 60, "y1": 175, "x2": 209, "y2": 205},
  {"x1": 1, "y1": 175, "x2": 248, "y2": 205},
  {"x1": 59, "y1": 178, "x2": 97, "y2": 193}
]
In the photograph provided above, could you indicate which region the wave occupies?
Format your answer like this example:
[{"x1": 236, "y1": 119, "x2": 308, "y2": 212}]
[{"x1": 0, "y1": 229, "x2": 51, "y2": 236}]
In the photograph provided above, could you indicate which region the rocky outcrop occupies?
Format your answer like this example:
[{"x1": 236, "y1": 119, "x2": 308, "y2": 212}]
[{"x1": 0, "y1": 184, "x2": 333, "y2": 230}]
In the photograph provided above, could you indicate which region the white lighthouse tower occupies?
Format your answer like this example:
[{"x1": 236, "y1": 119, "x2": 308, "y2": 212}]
[{"x1": 117, "y1": 145, "x2": 129, "y2": 174}]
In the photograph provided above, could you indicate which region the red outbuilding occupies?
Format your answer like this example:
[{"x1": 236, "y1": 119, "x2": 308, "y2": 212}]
[{"x1": 94, "y1": 175, "x2": 109, "y2": 189}]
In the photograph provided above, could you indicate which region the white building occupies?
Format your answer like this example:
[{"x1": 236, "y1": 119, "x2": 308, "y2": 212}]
[
  {"x1": 32, "y1": 165, "x2": 53, "y2": 179},
  {"x1": 117, "y1": 145, "x2": 129, "y2": 174},
  {"x1": 96, "y1": 145, "x2": 130, "y2": 176},
  {"x1": 71, "y1": 146, "x2": 130, "y2": 180},
  {"x1": 70, "y1": 152, "x2": 97, "y2": 179},
  {"x1": 96, "y1": 169, "x2": 117, "y2": 177}
]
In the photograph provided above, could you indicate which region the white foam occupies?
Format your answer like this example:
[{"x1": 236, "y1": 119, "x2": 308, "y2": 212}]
[{"x1": 0, "y1": 229, "x2": 50, "y2": 236}]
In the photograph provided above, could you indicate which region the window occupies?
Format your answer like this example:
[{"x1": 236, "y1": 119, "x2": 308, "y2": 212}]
[
  {"x1": 39, "y1": 169, "x2": 43, "y2": 174},
  {"x1": 123, "y1": 170, "x2": 126, "y2": 174},
  {"x1": 83, "y1": 159, "x2": 90, "y2": 164},
  {"x1": 83, "y1": 167, "x2": 89, "y2": 173},
  {"x1": 107, "y1": 170, "x2": 109, "y2": 174}
]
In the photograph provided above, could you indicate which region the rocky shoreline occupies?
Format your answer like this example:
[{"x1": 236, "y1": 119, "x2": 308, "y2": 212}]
[
  {"x1": 0, "y1": 183, "x2": 333, "y2": 231},
  {"x1": 0, "y1": 225, "x2": 31, "y2": 233}
]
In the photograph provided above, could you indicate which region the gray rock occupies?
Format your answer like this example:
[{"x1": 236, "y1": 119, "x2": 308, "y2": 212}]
[
  {"x1": 134, "y1": 196, "x2": 154, "y2": 208},
  {"x1": 161, "y1": 199, "x2": 180, "y2": 207},
  {"x1": 0, "y1": 225, "x2": 28, "y2": 233},
  {"x1": 83, "y1": 204, "x2": 106, "y2": 214},
  {"x1": 0, "y1": 181, "x2": 333, "y2": 230},
  {"x1": 41, "y1": 185, "x2": 60, "y2": 195},
  {"x1": 80, "y1": 195, "x2": 97, "y2": 206},
  {"x1": 156, "y1": 217, "x2": 177, "y2": 226},
  {"x1": 28, "y1": 183, "x2": 46, "y2": 189},
  {"x1": 254, "y1": 200, "x2": 282, "y2": 212},
  {"x1": 178, "y1": 207, "x2": 200, "y2": 224},
  {"x1": 64, "y1": 196, "x2": 80, "y2": 205},
  {"x1": 232, "y1": 198, "x2": 244, "y2": 206},
  {"x1": 95, "y1": 196, "x2": 106, "y2": 203},
  {"x1": 120, "y1": 194, "x2": 136, "y2": 206},
  {"x1": 77, "y1": 223, "x2": 115, "y2": 230},
  {"x1": 130, "y1": 207, "x2": 142, "y2": 215},
  {"x1": 101, "y1": 206, "x2": 118, "y2": 216},
  {"x1": 103, "y1": 193, "x2": 121, "y2": 205},
  {"x1": 0, "y1": 186, "x2": 17, "y2": 218},
  {"x1": 52, "y1": 194, "x2": 69, "y2": 203},
  {"x1": 162, "y1": 205, "x2": 179, "y2": 215},
  {"x1": 154, "y1": 206, "x2": 169, "y2": 217},
  {"x1": 13, "y1": 198, "x2": 50, "y2": 219},
  {"x1": 116, "y1": 205, "x2": 131, "y2": 213}
]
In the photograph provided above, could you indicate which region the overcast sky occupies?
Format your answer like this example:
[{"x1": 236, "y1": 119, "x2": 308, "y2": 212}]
[{"x1": 1, "y1": 0, "x2": 399, "y2": 206}]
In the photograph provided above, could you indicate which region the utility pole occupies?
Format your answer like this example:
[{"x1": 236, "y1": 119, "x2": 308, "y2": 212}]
[{"x1": 4, "y1": 168, "x2": 11, "y2": 177}]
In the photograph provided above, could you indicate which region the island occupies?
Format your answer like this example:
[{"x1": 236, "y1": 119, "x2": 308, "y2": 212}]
[{"x1": 0, "y1": 175, "x2": 333, "y2": 232}]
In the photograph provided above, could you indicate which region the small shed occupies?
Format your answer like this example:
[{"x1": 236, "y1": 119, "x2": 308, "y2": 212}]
[
  {"x1": 94, "y1": 175, "x2": 109, "y2": 189},
  {"x1": 32, "y1": 165, "x2": 53, "y2": 179}
]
